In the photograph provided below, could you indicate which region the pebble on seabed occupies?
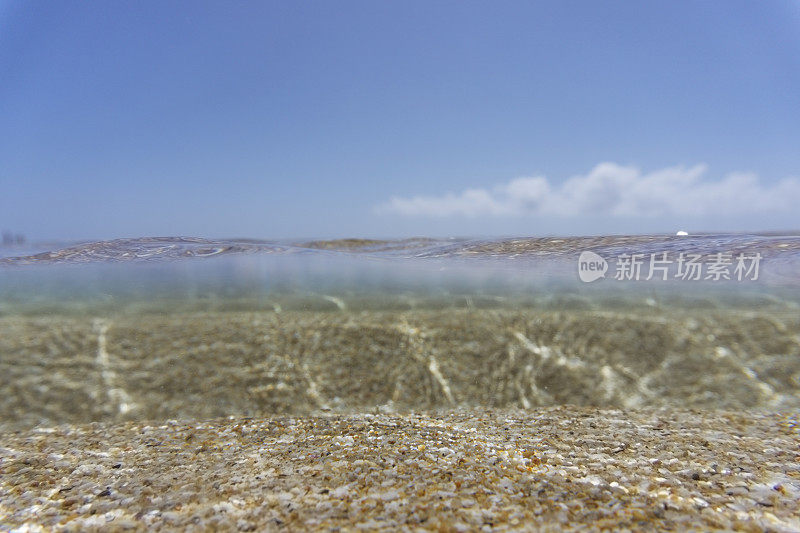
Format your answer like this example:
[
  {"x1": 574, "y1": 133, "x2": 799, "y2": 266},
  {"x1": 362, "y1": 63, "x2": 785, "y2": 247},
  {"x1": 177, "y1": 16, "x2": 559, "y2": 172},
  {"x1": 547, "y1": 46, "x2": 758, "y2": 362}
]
[{"x1": 1, "y1": 408, "x2": 799, "y2": 531}]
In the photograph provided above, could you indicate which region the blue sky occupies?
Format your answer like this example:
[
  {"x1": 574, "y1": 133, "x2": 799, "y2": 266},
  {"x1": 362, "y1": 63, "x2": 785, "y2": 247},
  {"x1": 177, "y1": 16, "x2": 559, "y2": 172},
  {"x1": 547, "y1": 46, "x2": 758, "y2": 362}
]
[{"x1": 1, "y1": 1, "x2": 799, "y2": 242}]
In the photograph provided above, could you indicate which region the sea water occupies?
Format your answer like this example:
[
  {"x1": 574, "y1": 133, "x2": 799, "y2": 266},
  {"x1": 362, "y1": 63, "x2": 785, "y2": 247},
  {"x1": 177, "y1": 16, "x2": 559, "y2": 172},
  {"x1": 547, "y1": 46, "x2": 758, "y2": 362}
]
[{"x1": 1, "y1": 234, "x2": 799, "y2": 431}]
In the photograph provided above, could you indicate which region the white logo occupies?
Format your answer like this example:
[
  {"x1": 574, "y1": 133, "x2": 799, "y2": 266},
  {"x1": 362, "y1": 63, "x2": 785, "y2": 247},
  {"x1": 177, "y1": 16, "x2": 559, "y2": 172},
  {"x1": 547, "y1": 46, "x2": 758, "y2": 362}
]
[
  {"x1": 577, "y1": 250, "x2": 762, "y2": 282},
  {"x1": 578, "y1": 251, "x2": 608, "y2": 282}
]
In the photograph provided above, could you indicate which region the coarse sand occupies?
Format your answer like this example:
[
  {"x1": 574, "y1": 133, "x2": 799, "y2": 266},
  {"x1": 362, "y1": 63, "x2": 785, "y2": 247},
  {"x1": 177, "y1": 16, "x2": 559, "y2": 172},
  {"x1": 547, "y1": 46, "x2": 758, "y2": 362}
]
[{"x1": 1, "y1": 407, "x2": 799, "y2": 531}]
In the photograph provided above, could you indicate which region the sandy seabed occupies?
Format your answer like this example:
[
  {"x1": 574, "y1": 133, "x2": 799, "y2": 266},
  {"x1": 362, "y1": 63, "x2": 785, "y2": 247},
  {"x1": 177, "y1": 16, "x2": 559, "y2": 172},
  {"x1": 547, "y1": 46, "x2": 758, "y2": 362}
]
[
  {"x1": 2, "y1": 307, "x2": 800, "y2": 431},
  {"x1": 1, "y1": 306, "x2": 800, "y2": 530},
  {"x1": 1, "y1": 408, "x2": 799, "y2": 532}
]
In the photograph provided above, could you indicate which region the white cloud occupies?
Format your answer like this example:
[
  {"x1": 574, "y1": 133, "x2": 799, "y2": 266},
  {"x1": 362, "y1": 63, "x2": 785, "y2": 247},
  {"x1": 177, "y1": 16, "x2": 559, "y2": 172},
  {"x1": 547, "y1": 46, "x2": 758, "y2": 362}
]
[{"x1": 376, "y1": 163, "x2": 800, "y2": 218}]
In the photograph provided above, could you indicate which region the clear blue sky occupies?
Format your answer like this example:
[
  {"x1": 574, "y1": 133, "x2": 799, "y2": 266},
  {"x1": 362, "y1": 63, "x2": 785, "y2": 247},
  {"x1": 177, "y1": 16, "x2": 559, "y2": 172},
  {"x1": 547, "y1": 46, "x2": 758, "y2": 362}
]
[{"x1": 1, "y1": 1, "x2": 799, "y2": 241}]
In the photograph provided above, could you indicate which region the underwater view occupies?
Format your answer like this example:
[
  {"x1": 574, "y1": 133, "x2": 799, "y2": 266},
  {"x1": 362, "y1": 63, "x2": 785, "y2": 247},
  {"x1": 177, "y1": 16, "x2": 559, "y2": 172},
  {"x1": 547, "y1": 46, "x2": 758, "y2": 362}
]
[
  {"x1": 2, "y1": 234, "x2": 800, "y2": 427},
  {"x1": 1, "y1": 234, "x2": 799, "y2": 530},
  {"x1": 3, "y1": 1, "x2": 800, "y2": 530}
]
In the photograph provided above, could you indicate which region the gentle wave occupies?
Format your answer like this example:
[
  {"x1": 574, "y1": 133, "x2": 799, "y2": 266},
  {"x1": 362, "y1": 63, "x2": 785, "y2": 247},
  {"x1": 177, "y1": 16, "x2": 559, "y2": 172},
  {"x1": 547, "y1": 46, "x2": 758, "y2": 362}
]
[{"x1": 2, "y1": 233, "x2": 800, "y2": 265}]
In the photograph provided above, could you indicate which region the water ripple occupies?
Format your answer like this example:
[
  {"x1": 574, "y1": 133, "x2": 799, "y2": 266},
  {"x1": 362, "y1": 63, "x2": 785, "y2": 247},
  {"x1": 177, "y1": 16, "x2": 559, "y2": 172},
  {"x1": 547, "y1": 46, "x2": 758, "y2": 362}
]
[{"x1": 1, "y1": 233, "x2": 800, "y2": 266}]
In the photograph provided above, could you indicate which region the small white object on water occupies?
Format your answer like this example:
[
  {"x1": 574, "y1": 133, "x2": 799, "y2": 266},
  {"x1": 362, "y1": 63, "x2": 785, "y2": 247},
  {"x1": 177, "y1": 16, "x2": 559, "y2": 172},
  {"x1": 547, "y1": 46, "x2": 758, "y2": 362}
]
[{"x1": 676, "y1": 230, "x2": 689, "y2": 236}]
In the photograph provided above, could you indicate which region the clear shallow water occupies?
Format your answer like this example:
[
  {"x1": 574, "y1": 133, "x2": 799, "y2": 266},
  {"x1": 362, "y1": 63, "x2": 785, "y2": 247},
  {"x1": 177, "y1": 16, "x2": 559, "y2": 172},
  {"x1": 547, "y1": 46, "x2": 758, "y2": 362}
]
[{"x1": 1, "y1": 234, "x2": 799, "y2": 430}]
